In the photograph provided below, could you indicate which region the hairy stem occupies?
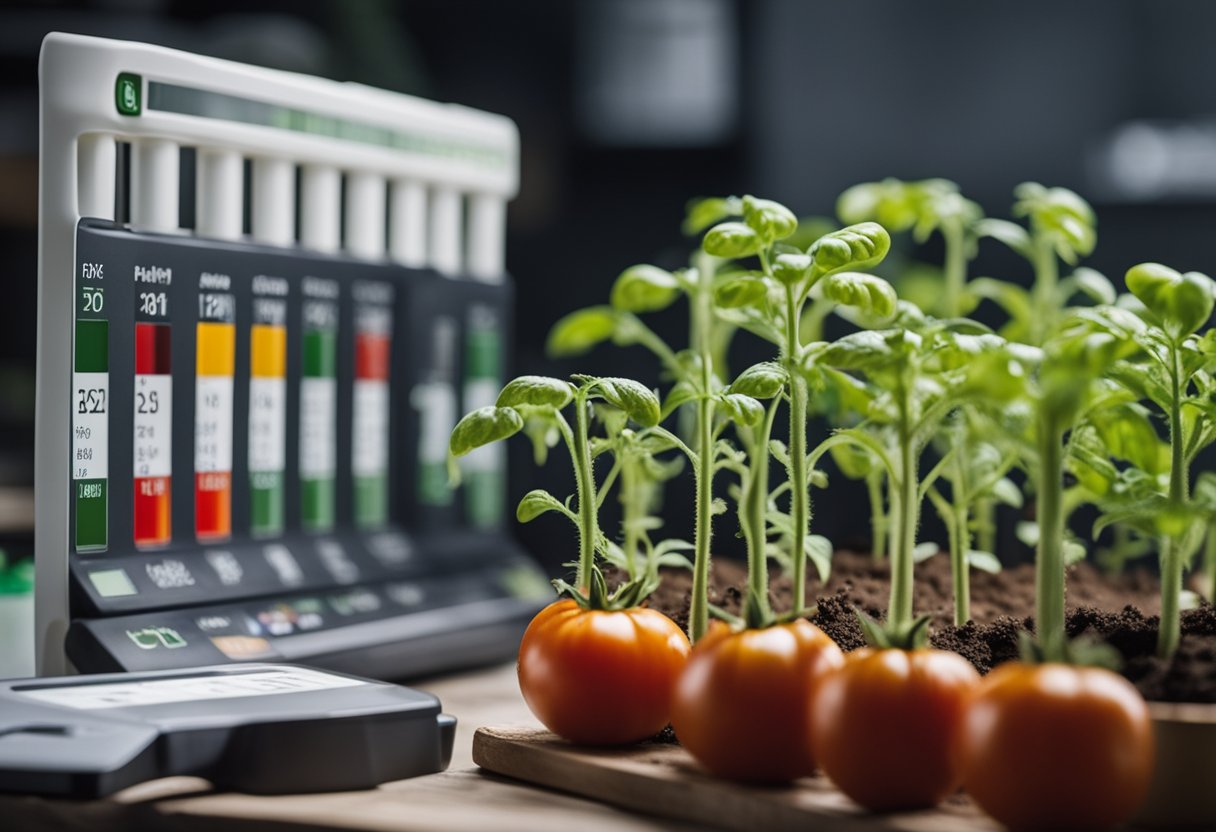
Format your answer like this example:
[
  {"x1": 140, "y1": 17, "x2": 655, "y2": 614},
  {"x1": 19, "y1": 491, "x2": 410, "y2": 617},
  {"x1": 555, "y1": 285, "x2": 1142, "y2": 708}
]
[
  {"x1": 951, "y1": 428, "x2": 971, "y2": 626},
  {"x1": 572, "y1": 392, "x2": 599, "y2": 592},
  {"x1": 866, "y1": 472, "x2": 887, "y2": 561},
  {"x1": 1036, "y1": 411, "x2": 1066, "y2": 659},
  {"x1": 745, "y1": 400, "x2": 780, "y2": 618},
  {"x1": 1030, "y1": 236, "x2": 1059, "y2": 346},
  {"x1": 1206, "y1": 529, "x2": 1216, "y2": 605},
  {"x1": 1160, "y1": 342, "x2": 1190, "y2": 657},
  {"x1": 942, "y1": 217, "x2": 967, "y2": 319},
  {"x1": 890, "y1": 417, "x2": 918, "y2": 628},
  {"x1": 620, "y1": 457, "x2": 640, "y2": 579},
  {"x1": 688, "y1": 264, "x2": 716, "y2": 643},
  {"x1": 779, "y1": 281, "x2": 813, "y2": 612}
]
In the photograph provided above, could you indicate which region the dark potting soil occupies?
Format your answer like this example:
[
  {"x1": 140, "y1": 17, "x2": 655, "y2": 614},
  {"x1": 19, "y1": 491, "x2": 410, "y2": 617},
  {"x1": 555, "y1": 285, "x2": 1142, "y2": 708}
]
[{"x1": 633, "y1": 552, "x2": 1216, "y2": 703}]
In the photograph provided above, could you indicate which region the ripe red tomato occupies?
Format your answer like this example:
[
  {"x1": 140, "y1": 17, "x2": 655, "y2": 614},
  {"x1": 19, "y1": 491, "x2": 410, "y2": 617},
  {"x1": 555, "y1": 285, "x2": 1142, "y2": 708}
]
[
  {"x1": 670, "y1": 619, "x2": 844, "y2": 782},
  {"x1": 958, "y1": 662, "x2": 1154, "y2": 832},
  {"x1": 809, "y1": 647, "x2": 980, "y2": 810},
  {"x1": 517, "y1": 599, "x2": 690, "y2": 745}
]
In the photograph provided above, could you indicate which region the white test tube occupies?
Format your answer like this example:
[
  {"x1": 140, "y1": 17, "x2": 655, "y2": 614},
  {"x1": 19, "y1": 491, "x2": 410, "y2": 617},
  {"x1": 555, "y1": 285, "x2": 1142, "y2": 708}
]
[
  {"x1": 251, "y1": 157, "x2": 296, "y2": 246},
  {"x1": 300, "y1": 165, "x2": 340, "y2": 253},
  {"x1": 429, "y1": 187, "x2": 462, "y2": 276},
  {"x1": 196, "y1": 149, "x2": 243, "y2": 241},
  {"x1": 467, "y1": 194, "x2": 506, "y2": 282},
  {"x1": 389, "y1": 180, "x2": 428, "y2": 268},
  {"x1": 345, "y1": 172, "x2": 387, "y2": 259},
  {"x1": 77, "y1": 134, "x2": 116, "y2": 221},
  {"x1": 130, "y1": 138, "x2": 180, "y2": 232}
]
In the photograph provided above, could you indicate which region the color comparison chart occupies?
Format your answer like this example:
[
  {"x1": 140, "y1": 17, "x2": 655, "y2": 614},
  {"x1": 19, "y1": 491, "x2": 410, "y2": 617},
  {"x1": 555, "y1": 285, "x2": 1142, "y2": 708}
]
[{"x1": 39, "y1": 34, "x2": 549, "y2": 678}]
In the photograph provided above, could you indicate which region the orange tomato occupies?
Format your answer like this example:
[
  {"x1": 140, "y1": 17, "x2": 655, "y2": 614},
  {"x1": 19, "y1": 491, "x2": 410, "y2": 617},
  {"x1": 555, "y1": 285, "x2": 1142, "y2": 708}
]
[
  {"x1": 517, "y1": 599, "x2": 690, "y2": 745},
  {"x1": 810, "y1": 647, "x2": 980, "y2": 810},
  {"x1": 958, "y1": 662, "x2": 1154, "y2": 832},
  {"x1": 670, "y1": 619, "x2": 844, "y2": 782}
]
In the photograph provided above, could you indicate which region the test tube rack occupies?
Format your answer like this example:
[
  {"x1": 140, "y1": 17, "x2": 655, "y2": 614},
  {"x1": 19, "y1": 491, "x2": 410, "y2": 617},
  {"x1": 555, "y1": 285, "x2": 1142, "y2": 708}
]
[{"x1": 35, "y1": 33, "x2": 550, "y2": 678}]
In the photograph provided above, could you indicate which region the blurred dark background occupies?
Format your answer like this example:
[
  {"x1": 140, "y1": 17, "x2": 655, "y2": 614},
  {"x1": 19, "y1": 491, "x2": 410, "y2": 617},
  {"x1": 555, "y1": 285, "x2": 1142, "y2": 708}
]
[{"x1": 4, "y1": 0, "x2": 1216, "y2": 574}]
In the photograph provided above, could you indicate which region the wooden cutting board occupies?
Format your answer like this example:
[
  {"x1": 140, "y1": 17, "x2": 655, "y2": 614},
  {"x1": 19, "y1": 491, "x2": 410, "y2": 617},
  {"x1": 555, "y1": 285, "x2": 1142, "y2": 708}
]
[{"x1": 473, "y1": 726, "x2": 1000, "y2": 832}]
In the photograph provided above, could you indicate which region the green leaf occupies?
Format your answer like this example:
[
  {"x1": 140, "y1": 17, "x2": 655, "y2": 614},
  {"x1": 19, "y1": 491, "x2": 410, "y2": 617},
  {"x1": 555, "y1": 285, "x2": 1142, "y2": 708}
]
[
  {"x1": 497, "y1": 375, "x2": 575, "y2": 409},
  {"x1": 742, "y1": 195, "x2": 797, "y2": 241},
  {"x1": 969, "y1": 277, "x2": 1032, "y2": 323},
  {"x1": 703, "y1": 221, "x2": 763, "y2": 258},
  {"x1": 975, "y1": 218, "x2": 1032, "y2": 258},
  {"x1": 661, "y1": 380, "x2": 700, "y2": 418},
  {"x1": 966, "y1": 550, "x2": 1003, "y2": 574},
  {"x1": 818, "y1": 329, "x2": 914, "y2": 371},
  {"x1": 546, "y1": 307, "x2": 618, "y2": 357},
  {"x1": 449, "y1": 406, "x2": 524, "y2": 457},
  {"x1": 1067, "y1": 268, "x2": 1117, "y2": 306},
  {"x1": 771, "y1": 252, "x2": 812, "y2": 286},
  {"x1": 729, "y1": 361, "x2": 788, "y2": 399},
  {"x1": 836, "y1": 179, "x2": 919, "y2": 231},
  {"x1": 805, "y1": 534, "x2": 833, "y2": 583},
  {"x1": 594, "y1": 378, "x2": 661, "y2": 427},
  {"x1": 683, "y1": 196, "x2": 743, "y2": 235},
  {"x1": 516, "y1": 489, "x2": 569, "y2": 523},
  {"x1": 1125, "y1": 262, "x2": 1216, "y2": 338},
  {"x1": 808, "y1": 222, "x2": 891, "y2": 279},
  {"x1": 717, "y1": 392, "x2": 765, "y2": 425},
  {"x1": 1016, "y1": 521, "x2": 1040, "y2": 547},
  {"x1": 822, "y1": 272, "x2": 898, "y2": 319},
  {"x1": 1013, "y1": 183, "x2": 1097, "y2": 264},
  {"x1": 714, "y1": 275, "x2": 769, "y2": 308},
  {"x1": 990, "y1": 477, "x2": 1024, "y2": 508},
  {"x1": 610, "y1": 265, "x2": 682, "y2": 314},
  {"x1": 1063, "y1": 540, "x2": 1087, "y2": 566}
]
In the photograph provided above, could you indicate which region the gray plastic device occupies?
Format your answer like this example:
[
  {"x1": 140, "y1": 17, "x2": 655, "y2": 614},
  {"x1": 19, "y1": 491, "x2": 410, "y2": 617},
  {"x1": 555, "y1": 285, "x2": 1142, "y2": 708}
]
[{"x1": 0, "y1": 663, "x2": 456, "y2": 797}]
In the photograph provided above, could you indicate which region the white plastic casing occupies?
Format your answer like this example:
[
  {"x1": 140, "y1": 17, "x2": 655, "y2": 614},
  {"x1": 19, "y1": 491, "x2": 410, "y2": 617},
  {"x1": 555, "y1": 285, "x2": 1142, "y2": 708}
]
[{"x1": 36, "y1": 32, "x2": 519, "y2": 674}]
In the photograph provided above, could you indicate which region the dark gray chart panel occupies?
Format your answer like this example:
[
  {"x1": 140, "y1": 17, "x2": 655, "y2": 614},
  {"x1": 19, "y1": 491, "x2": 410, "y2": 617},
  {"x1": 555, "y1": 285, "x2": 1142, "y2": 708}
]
[{"x1": 66, "y1": 221, "x2": 548, "y2": 678}]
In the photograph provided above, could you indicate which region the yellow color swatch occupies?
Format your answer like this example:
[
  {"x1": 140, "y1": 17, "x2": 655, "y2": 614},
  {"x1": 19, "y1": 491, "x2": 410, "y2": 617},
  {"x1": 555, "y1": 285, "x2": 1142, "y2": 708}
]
[
  {"x1": 250, "y1": 324, "x2": 287, "y2": 378},
  {"x1": 196, "y1": 322, "x2": 235, "y2": 376}
]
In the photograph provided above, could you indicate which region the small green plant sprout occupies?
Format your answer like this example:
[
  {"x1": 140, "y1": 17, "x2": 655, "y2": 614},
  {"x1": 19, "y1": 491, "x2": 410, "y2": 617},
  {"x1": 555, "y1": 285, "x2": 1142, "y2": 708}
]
[
  {"x1": 1079, "y1": 263, "x2": 1216, "y2": 656},
  {"x1": 591, "y1": 406, "x2": 691, "y2": 584},
  {"x1": 974, "y1": 183, "x2": 1113, "y2": 346},
  {"x1": 967, "y1": 319, "x2": 1134, "y2": 659},
  {"x1": 837, "y1": 178, "x2": 983, "y2": 319},
  {"x1": 448, "y1": 374, "x2": 663, "y2": 609},
  {"x1": 700, "y1": 201, "x2": 895, "y2": 617},
  {"x1": 808, "y1": 310, "x2": 1004, "y2": 636},
  {"x1": 546, "y1": 219, "x2": 741, "y2": 643},
  {"x1": 922, "y1": 413, "x2": 1021, "y2": 625}
]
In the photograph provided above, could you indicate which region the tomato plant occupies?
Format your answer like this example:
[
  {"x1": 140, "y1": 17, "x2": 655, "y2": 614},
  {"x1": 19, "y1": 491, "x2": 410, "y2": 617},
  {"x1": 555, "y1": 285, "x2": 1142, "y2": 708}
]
[
  {"x1": 670, "y1": 619, "x2": 843, "y2": 782},
  {"x1": 809, "y1": 629, "x2": 979, "y2": 811},
  {"x1": 959, "y1": 660, "x2": 1154, "y2": 832},
  {"x1": 450, "y1": 373, "x2": 693, "y2": 744},
  {"x1": 519, "y1": 598, "x2": 689, "y2": 745}
]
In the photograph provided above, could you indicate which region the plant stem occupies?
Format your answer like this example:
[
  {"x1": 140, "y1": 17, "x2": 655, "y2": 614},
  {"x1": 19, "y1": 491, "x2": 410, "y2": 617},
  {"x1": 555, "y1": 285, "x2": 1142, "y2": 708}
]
[
  {"x1": 974, "y1": 495, "x2": 996, "y2": 557},
  {"x1": 1205, "y1": 529, "x2": 1216, "y2": 605},
  {"x1": 688, "y1": 262, "x2": 717, "y2": 643},
  {"x1": 1159, "y1": 342, "x2": 1190, "y2": 657},
  {"x1": 1030, "y1": 236, "x2": 1059, "y2": 346},
  {"x1": 745, "y1": 401, "x2": 780, "y2": 619},
  {"x1": 1036, "y1": 411, "x2": 1066, "y2": 659},
  {"x1": 866, "y1": 472, "x2": 887, "y2": 561},
  {"x1": 890, "y1": 418, "x2": 918, "y2": 629},
  {"x1": 951, "y1": 426, "x2": 971, "y2": 626},
  {"x1": 572, "y1": 391, "x2": 599, "y2": 592},
  {"x1": 952, "y1": 501, "x2": 971, "y2": 627},
  {"x1": 942, "y1": 217, "x2": 967, "y2": 319},
  {"x1": 782, "y1": 279, "x2": 810, "y2": 613},
  {"x1": 620, "y1": 456, "x2": 640, "y2": 579}
]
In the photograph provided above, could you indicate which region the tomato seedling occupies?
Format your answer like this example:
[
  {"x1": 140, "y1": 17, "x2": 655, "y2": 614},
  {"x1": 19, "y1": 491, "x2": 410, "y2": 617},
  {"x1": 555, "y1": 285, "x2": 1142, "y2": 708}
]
[{"x1": 450, "y1": 373, "x2": 691, "y2": 744}]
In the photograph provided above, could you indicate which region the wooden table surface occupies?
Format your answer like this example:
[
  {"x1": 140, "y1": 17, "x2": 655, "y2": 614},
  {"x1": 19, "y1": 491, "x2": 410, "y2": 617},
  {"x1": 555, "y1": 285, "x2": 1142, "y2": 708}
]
[{"x1": 1, "y1": 663, "x2": 703, "y2": 832}]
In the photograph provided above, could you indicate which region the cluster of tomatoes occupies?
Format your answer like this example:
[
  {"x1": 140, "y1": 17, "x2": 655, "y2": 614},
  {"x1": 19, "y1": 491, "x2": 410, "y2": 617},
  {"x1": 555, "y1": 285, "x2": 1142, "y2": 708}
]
[{"x1": 518, "y1": 600, "x2": 1155, "y2": 831}]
